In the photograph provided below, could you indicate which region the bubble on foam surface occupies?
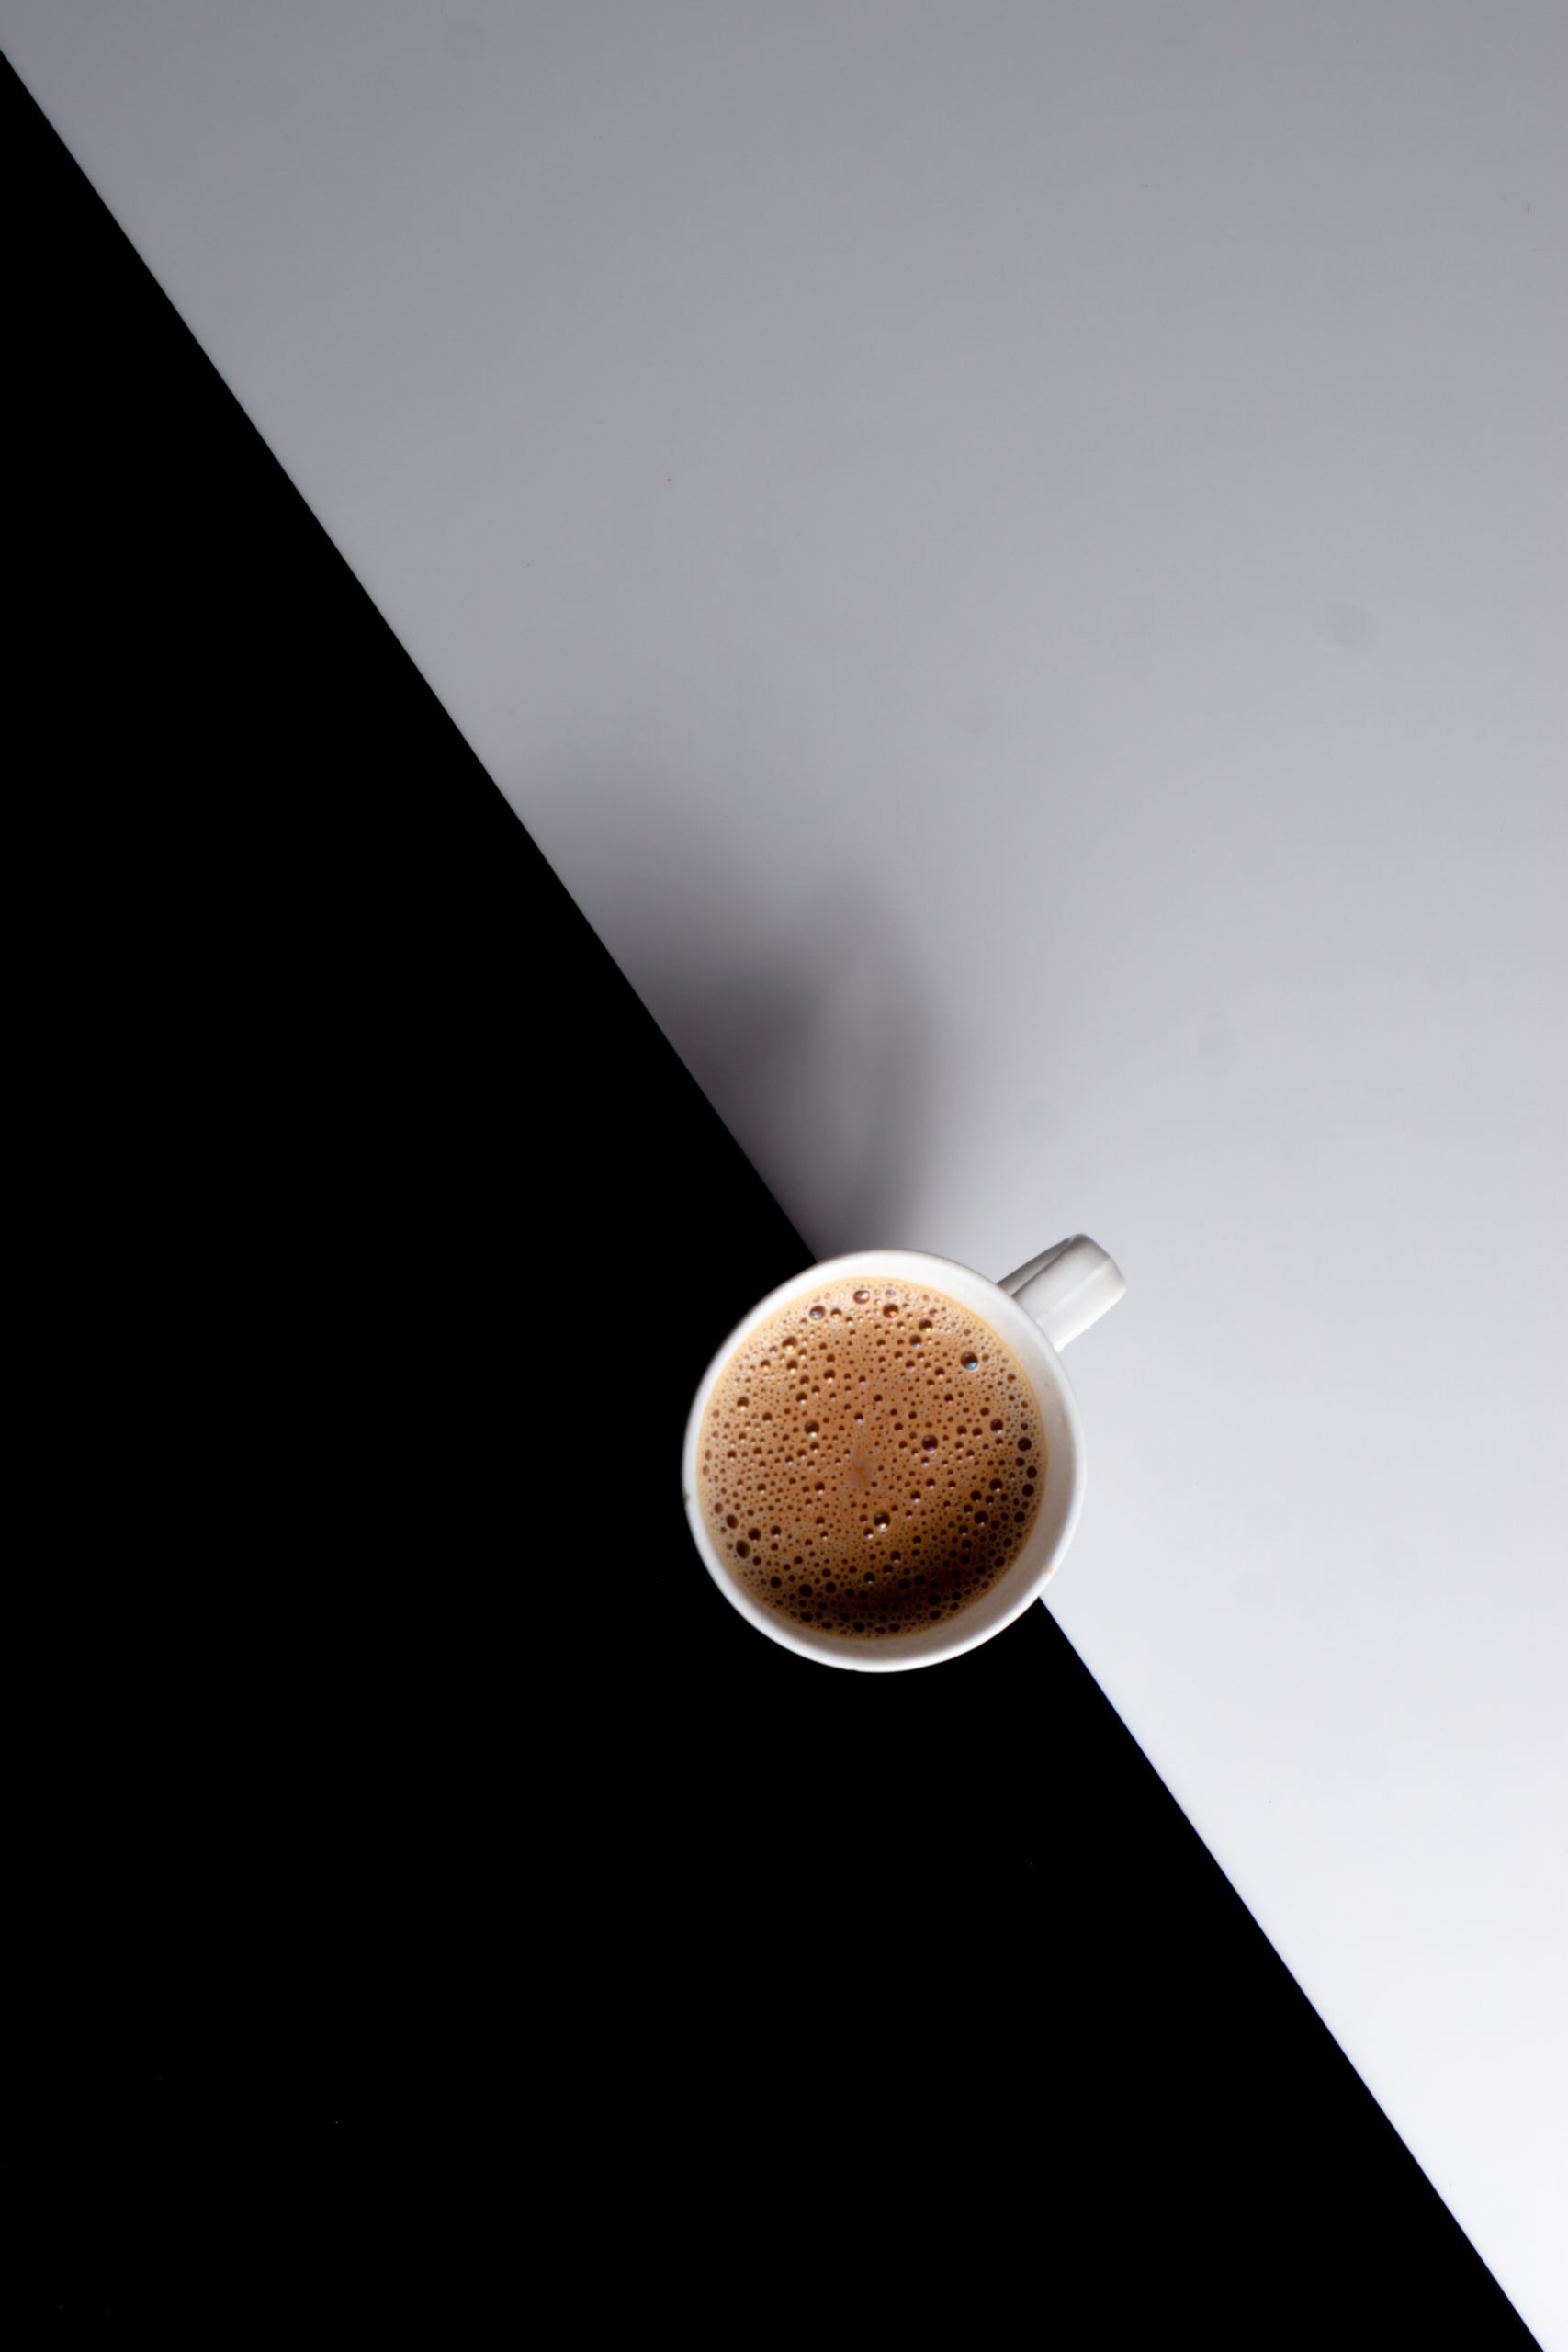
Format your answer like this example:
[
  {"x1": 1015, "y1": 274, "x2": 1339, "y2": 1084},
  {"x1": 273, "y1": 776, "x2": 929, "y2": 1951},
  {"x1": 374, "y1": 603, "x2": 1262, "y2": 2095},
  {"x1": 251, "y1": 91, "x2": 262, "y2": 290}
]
[{"x1": 696, "y1": 1275, "x2": 1046, "y2": 1640}]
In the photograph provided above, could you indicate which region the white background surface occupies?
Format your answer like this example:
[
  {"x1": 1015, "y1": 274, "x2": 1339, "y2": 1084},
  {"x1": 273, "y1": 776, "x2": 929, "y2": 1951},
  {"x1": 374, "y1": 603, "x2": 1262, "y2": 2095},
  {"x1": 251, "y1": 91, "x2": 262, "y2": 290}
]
[{"x1": 8, "y1": 5, "x2": 1564, "y2": 2335}]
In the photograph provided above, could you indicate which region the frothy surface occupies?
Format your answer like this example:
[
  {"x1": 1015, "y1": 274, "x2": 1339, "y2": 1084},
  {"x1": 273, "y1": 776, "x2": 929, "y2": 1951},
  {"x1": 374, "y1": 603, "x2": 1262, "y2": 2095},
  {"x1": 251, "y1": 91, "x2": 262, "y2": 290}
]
[{"x1": 697, "y1": 1275, "x2": 1045, "y2": 1640}]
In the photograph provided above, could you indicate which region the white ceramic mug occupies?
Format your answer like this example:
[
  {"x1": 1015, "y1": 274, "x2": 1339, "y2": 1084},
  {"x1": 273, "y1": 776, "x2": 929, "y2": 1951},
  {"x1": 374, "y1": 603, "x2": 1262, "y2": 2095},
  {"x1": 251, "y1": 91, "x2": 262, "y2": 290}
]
[{"x1": 682, "y1": 1236, "x2": 1125, "y2": 1672}]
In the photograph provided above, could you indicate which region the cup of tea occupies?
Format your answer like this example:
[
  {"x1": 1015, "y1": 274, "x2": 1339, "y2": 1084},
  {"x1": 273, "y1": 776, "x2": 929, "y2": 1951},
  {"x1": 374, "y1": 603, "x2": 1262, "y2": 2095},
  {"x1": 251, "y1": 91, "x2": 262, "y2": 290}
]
[{"x1": 682, "y1": 1236, "x2": 1124, "y2": 1670}]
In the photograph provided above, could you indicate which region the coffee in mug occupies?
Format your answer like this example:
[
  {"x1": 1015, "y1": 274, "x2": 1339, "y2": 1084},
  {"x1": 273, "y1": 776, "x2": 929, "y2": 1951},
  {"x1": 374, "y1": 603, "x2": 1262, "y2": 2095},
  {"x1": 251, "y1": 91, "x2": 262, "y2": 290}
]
[
  {"x1": 694, "y1": 1273, "x2": 1044, "y2": 1639},
  {"x1": 684, "y1": 1239, "x2": 1125, "y2": 1672}
]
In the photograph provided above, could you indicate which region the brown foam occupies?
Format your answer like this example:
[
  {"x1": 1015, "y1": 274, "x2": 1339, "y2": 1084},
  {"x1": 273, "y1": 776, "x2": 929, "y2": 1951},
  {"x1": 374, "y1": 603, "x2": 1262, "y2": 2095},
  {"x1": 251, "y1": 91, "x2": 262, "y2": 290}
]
[{"x1": 696, "y1": 1275, "x2": 1045, "y2": 1640}]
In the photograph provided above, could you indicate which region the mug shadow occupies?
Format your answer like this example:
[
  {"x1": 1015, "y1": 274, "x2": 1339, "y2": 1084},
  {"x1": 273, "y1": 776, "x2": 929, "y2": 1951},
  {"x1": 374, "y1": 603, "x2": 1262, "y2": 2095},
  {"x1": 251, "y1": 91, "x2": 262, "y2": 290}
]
[{"x1": 538, "y1": 775, "x2": 928, "y2": 1259}]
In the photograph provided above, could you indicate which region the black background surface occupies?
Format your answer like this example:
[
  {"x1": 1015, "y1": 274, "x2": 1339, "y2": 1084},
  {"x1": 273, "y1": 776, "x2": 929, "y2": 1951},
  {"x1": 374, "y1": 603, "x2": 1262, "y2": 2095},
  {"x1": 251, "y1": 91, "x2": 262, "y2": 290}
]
[{"x1": 8, "y1": 51, "x2": 1537, "y2": 2342}]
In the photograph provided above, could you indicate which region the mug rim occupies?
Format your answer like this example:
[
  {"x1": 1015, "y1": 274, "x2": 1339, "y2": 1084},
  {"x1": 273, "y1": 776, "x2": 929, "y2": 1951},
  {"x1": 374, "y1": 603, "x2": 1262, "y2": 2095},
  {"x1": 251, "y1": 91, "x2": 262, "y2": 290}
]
[{"x1": 681, "y1": 1248, "x2": 1087, "y2": 1672}]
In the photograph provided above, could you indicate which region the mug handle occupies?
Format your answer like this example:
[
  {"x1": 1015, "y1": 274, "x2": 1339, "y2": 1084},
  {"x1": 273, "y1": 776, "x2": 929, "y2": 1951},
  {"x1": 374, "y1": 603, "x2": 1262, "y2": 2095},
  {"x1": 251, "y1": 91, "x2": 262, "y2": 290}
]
[{"x1": 1000, "y1": 1236, "x2": 1126, "y2": 1351}]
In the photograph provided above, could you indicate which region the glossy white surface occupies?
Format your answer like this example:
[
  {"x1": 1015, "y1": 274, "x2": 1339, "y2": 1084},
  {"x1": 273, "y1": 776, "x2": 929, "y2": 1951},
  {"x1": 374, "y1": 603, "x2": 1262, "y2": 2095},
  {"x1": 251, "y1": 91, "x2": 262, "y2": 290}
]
[{"x1": 7, "y1": 6, "x2": 1563, "y2": 2335}]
